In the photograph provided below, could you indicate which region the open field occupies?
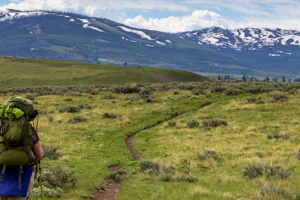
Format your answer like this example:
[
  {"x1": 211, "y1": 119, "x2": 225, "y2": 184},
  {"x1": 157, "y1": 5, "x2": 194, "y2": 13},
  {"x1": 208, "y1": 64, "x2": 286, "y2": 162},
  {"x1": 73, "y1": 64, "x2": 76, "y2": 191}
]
[
  {"x1": 0, "y1": 57, "x2": 210, "y2": 87},
  {"x1": 0, "y1": 79, "x2": 300, "y2": 200}
]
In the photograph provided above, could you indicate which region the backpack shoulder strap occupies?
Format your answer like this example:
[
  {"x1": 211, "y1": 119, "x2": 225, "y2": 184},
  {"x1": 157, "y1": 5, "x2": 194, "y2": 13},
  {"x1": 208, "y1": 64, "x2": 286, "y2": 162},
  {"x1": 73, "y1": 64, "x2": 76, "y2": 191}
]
[{"x1": 0, "y1": 110, "x2": 5, "y2": 137}]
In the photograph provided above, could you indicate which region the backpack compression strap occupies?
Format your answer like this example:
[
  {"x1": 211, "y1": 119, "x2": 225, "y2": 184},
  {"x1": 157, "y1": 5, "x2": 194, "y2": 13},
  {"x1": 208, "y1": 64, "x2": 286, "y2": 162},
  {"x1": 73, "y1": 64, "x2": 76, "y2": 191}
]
[
  {"x1": 18, "y1": 165, "x2": 23, "y2": 190},
  {"x1": 0, "y1": 164, "x2": 6, "y2": 181}
]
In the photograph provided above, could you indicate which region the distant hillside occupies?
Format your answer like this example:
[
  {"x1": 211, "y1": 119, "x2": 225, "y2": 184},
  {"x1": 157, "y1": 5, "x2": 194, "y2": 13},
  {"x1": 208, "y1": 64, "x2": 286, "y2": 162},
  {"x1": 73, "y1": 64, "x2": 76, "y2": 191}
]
[
  {"x1": 0, "y1": 57, "x2": 212, "y2": 88},
  {"x1": 177, "y1": 27, "x2": 300, "y2": 75}
]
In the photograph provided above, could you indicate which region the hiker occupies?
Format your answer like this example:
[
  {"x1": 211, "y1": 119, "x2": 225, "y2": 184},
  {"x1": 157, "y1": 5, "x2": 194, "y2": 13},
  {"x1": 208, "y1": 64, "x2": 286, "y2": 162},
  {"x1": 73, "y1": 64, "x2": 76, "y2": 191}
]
[{"x1": 0, "y1": 96, "x2": 43, "y2": 199}]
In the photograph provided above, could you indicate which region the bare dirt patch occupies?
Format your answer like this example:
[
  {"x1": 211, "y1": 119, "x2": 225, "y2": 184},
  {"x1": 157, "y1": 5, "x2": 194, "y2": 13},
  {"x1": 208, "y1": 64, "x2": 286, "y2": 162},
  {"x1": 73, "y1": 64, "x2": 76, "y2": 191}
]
[
  {"x1": 126, "y1": 132, "x2": 141, "y2": 160},
  {"x1": 88, "y1": 179, "x2": 122, "y2": 200}
]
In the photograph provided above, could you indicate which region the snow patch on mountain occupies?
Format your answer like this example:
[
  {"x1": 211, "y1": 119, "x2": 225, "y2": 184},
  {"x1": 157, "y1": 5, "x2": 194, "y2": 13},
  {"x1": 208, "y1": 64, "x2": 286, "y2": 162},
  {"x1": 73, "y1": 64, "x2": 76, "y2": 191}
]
[
  {"x1": 156, "y1": 41, "x2": 166, "y2": 45},
  {"x1": 146, "y1": 44, "x2": 155, "y2": 47},
  {"x1": 0, "y1": 10, "x2": 50, "y2": 22},
  {"x1": 78, "y1": 18, "x2": 104, "y2": 32},
  {"x1": 118, "y1": 26, "x2": 154, "y2": 41},
  {"x1": 178, "y1": 27, "x2": 300, "y2": 51}
]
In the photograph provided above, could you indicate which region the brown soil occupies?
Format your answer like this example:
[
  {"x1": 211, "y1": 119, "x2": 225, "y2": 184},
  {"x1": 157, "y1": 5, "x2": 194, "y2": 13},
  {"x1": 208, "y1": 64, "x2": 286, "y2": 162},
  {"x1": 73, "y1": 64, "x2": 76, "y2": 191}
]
[
  {"x1": 126, "y1": 132, "x2": 141, "y2": 160},
  {"x1": 91, "y1": 102, "x2": 212, "y2": 200},
  {"x1": 87, "y1": 179, "x2": 122, "y2": 200}
]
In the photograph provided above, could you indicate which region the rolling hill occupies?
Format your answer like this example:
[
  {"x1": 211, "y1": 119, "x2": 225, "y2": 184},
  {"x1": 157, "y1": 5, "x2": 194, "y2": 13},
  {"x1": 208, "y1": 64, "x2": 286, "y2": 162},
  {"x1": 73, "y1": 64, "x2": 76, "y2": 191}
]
[{"x1": 0, "y1": 57, "x2": 212, "y2": 88}]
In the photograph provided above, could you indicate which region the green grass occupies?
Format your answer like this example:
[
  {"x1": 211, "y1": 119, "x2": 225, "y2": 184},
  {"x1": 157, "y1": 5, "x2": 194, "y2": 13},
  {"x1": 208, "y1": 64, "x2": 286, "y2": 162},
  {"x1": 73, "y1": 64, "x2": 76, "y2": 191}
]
[
  {"x1": 0, "y1": 57, "x2": 211, "y2": 87},
  {"x1": 2, "y1": 58, "x2": 300, "y2": 199},
  {"x1": 9, "y1": 86, "x2": 299, "y2": 200}
]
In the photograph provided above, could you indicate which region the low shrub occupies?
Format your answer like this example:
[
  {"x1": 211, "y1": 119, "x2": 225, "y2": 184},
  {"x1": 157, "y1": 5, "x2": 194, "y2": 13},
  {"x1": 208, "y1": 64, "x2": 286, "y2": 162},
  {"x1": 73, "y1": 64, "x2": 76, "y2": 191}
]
[
  {"x1": 170, "y1": 109, "x2": 179, "y2": 117},
  {"x1": 270, "y1": 93, "x2": 289, "y2": 103},
  {"x1": 90, "y1": 88, "x2": 99, "y2": 95},
  {"x1": 103, "y1": 112, "x2": 118, "y2": 119},
  {"x1": 102, "y1": 94, "x2": 116, "y2": 99},
  {"x1": 78, "y1": 103, "x2": 93, "y2": 109},
  {"x1": 246, "y1": 96, "x2": 265, "y2": 104},
  {"x1": 173, "y1": 91, "x2": 179, "y2": 95},
  {"x1": 58, "y1": 106, "x2": 80, "y2": 113},
  {"x1": 139, "y1": 88, "x2": 153, "y2": 99},
  {"x1": 176, "y1": 175, "x2": 186, "y2": 182},
  {"x1": 187, "y1": 119, "x2": 199, "y2": 128},
  {"x1": 25, "y1": 94, "x2": 35, "y2": 101},
  {"x1": 112, "y1": 83, "x2": 140, "y2": 94},
  {"x1": 267, "y1": 132, "x2": 290, "y2": 140},
  {"x1": 261, "y1": 184, "x2": 294, "y2": 199},
  {"x1": 242, "y1": 162, "x2": 265, "y2": 179},
  {"x1": 211, "y1": 86, "x2": 226, "y2": 93},
  {"x1": 63, "y1": 98, "x2": 73, "y2": 102},
  {"x1": 167, "y1": 121, "x2": 176, "y2": 127},
  {"x1": 186, "y1": 176, "x2": 198, "y2": 183},
  {"x1": 138, "y1": 160, "x2": 173, "y2": 176},
  {"x1": 202, "y1": 119, "x2": 228, "y2": 127},
  {"x1": 265, "y1": 165, "x2": 290, "y2": 179},
  {"x1": 225, "y1": 88, "x2": 240, "y2": 95},
  {"x1": 243, "y1": 162, "x2": 290, "y2": 179},
  {"x1": 198, "y1": 149, "x2": 222, "y2": 162},
  {"x1": 68, "y1": 116, "x2": 87, "y2": 123},
  {"x1": 191, "y1": 89, "x2": 200, "y2": 96},
  {"x1": 139, "y1": 160, "x2": 159, "y2": 173},
  {"x1": 31, "y1": 163, "x2": 77, "y2": 198},
  {"x1": 110, "y1": 168, "x2": 127, "y2": 182},
  {"x1": 161, "y1": 173, "x2": 172, "y2": 181},
  {"x1": 42, "y1": 145, "x2": 62, "y2": 160}
]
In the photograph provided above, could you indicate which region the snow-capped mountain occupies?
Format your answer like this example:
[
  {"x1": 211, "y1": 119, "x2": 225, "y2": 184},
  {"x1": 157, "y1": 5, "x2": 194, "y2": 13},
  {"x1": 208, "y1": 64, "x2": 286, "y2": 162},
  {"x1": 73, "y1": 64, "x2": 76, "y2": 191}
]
[
  {"x1": 1, "y1": 9, "x2": 300, "y2": 76},
  {"x1": 178, "y1": 27, "x2": 300, "y2": 52}
]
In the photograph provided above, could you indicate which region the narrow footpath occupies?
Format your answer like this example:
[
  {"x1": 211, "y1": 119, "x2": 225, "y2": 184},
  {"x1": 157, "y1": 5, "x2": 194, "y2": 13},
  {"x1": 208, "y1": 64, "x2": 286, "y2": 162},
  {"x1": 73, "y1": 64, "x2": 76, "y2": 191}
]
[{"x1": 91, "y1": 103, "x2": 212, "y2": 200}]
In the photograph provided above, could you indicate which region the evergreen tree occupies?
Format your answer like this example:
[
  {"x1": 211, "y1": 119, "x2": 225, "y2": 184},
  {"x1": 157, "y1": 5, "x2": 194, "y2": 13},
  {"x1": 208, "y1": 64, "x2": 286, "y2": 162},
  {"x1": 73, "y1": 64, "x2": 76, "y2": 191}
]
[{"x1": 242, "y1": 75, "x2": 246, "y2": 82}]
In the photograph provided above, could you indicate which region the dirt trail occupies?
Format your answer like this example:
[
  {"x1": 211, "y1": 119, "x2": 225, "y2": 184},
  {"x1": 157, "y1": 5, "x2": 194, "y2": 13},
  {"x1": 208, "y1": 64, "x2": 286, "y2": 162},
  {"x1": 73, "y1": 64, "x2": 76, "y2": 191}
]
[{"x1": 91, "y1": 102, "x2": 212, "y2": 200}]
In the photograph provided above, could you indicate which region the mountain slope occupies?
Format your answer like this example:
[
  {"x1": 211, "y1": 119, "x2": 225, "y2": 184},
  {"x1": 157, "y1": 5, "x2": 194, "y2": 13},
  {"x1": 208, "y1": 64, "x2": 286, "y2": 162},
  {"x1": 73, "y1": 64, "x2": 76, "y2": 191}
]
[
  {"x1": 1, "y1": 9, "x2": 300, "y2": 76},
  {"x1": 0, "y1": 9, "x2": 252, "y2": 75}
]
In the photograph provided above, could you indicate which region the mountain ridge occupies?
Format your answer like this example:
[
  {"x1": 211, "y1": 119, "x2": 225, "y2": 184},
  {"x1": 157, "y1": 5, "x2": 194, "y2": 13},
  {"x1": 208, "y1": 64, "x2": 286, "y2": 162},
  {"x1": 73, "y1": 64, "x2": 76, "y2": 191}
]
[{"x1": 1, "y1": 9, "x2": 300, "y2": 77}]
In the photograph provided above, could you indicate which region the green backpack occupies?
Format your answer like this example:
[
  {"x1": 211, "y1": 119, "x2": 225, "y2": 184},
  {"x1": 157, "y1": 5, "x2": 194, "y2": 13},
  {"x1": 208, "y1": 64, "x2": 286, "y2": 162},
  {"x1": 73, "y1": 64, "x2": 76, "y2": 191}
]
[{"x1": 0, "y1": 96, "x2": 38, "y2": 188}]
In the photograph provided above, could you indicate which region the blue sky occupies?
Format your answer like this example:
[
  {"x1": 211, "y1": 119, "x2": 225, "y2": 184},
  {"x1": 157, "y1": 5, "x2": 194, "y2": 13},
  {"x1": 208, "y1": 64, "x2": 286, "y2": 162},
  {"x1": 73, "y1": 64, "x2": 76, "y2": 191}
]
[{"x1": 1, "y1": 0, "x2": 300, "y2": 33}]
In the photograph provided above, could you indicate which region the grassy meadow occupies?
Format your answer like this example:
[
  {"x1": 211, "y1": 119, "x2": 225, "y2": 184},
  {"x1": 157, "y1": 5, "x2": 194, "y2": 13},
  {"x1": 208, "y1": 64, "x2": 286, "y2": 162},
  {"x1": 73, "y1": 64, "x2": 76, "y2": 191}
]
[
  {"x1": 0, "y1": 83, "x2": 299, "y2": 200},
  {"x1": 1, "y1": 57, "x2": 300, "y2": 199},
  {"x1": 0, "y1": 57, "x2": 210, "y2": 87}
]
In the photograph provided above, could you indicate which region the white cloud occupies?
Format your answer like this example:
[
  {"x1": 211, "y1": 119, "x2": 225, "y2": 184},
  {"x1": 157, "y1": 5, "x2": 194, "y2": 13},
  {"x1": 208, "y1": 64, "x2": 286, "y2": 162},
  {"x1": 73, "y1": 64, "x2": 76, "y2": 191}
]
[
  {"x1": 123, "y1": 10, "x2": 228, "y2": 33},
  {"x1": 2, "y1": 0, "x2": 300, "y2": 31},
  {"x1": 0, "y1": 0, "x2": 189, "y2": 15}
]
